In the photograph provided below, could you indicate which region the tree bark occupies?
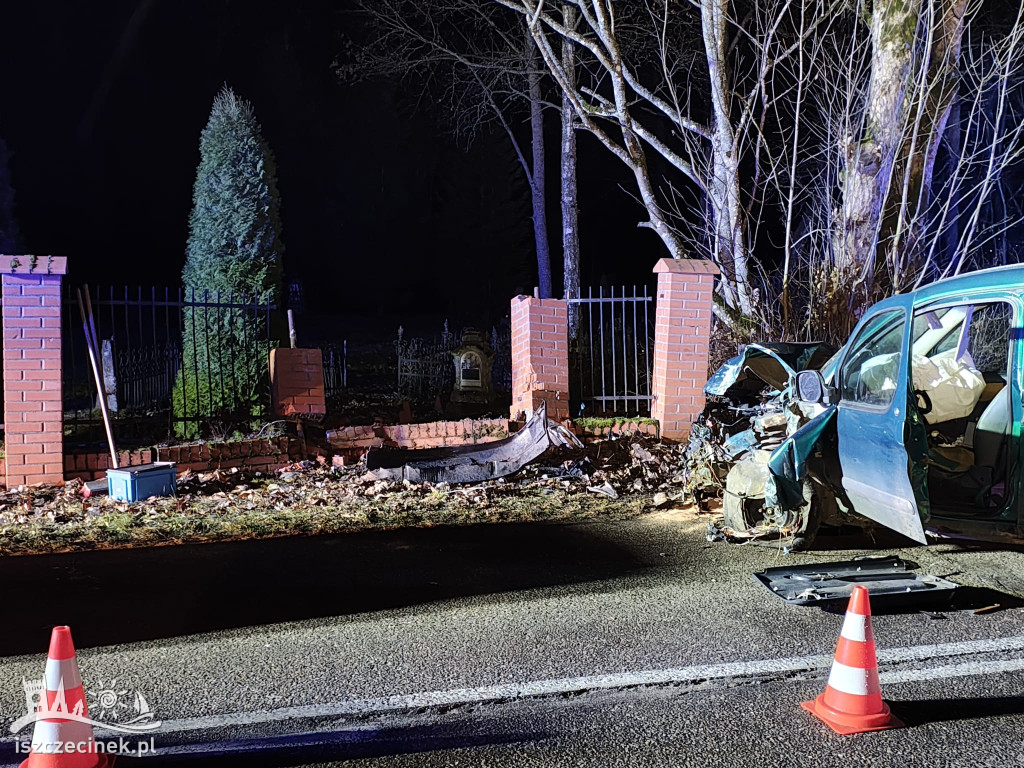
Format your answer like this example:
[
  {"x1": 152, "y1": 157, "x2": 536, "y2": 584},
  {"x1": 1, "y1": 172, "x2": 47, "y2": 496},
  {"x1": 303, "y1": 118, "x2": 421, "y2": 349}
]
[
  {"x1": 527, "y1": 31, "x2": 553, "y2": 298},
  {"x1": 561, "y1": 4, "x2": 580, "y2": 337},
  {"x1": 701, "y1": 0, "x2": 754, "y2": 318},
  {"x1": 938, "y1": 97, "x2": 961, "y2": 274},
  {"x1": 893, "y1": 0, "x2": 969, "y2": 286},
  {"x1": 835, "y1": 0, "x2": 923, "y2": 313}
]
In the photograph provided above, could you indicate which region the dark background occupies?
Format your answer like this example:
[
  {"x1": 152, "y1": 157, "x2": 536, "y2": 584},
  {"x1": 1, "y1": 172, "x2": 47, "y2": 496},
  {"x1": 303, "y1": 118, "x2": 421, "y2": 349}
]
[{"x1": 0, "y1": 0, "x2": 664, "y2": 332}]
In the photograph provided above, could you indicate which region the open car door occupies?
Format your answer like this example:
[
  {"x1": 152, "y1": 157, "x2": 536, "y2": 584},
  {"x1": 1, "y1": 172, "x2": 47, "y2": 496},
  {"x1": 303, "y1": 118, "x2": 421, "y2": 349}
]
[{"x1": 835, "y1": 299, "x2": 928, "y2": 544}]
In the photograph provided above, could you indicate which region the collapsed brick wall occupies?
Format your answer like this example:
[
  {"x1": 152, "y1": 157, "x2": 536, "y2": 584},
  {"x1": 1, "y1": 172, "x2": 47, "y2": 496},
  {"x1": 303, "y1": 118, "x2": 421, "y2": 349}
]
[
  {"x1": 65, "y1": 419, "x2": 512, "y2": 482},
  {"x1": 58, "y1": 415, "x2": 667, "y2": 485},
  {"x1": 327, "y1": 418, "x2": 510, "y2": 465},
  {"x1": 64, "y1": 437, "x2": 305, "y2": 482}
]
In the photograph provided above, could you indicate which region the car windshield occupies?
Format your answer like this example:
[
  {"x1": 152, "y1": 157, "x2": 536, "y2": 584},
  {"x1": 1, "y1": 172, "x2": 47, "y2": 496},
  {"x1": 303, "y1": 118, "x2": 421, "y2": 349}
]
[{"x1": 820, "y1": 348, "x2": 843, "y2": 384}]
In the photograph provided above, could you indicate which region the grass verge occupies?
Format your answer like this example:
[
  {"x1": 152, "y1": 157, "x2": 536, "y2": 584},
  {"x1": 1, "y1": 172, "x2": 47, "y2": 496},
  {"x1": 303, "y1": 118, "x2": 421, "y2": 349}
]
[{"x1": 0, "y1": 491, "x2": 651, "y2": 557}]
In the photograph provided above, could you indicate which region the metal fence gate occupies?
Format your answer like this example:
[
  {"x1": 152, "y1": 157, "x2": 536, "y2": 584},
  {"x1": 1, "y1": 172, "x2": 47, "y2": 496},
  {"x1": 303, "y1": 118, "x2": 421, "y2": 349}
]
[{"x1": 568, "y1": 285, "x2": 655, "y2": 416}]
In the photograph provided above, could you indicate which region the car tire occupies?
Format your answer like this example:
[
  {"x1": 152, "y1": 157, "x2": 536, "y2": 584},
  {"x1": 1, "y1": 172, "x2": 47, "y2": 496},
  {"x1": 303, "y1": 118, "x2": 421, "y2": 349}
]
[{"x1": 721, "y1": 480, "x2": 821, "y2": 551}]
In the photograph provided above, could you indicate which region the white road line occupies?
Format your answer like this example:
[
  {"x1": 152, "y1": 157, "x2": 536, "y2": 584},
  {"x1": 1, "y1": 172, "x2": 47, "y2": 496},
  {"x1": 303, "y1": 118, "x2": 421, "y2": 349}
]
[
  {"x1": 879, "y1": 658, "x2": 1024, "y2": 684},
  {"x1": 139, "y1": 635, "x2": 1024, "y2": 736},
  {"x1": 3, "y1": 634, "x2": 1023, "y2": 747}
]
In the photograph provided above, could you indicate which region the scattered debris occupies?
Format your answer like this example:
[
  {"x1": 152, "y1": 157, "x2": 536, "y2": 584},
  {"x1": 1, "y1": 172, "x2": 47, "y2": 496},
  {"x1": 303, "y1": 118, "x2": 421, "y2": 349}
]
[
  {"x1": 364, "y1": 403, "x2": 578, "y2": 483},
  {"x1": 973, "y1": 603, "x2": 1002, "y2": 615},
  {"x1": 587, "y1": 482, "x2": 619, "y2": 499},
  {"x1": 705, "y1": 521, "x2": 727, "y2": 543},
  {"x1": 0, "y1": 424, "x2": 701, "y2": 555}
]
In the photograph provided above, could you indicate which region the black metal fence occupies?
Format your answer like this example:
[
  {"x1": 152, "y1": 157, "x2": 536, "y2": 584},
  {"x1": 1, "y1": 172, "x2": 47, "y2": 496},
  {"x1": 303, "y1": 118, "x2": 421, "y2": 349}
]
[
  {"x1": 321, "y1": 341, "x2": 348, "y2": 402},
  {"x1": 63, "y1": 286, "x2": 277, "y2": 447},
  {"x1": 395, "y1": 323, "x2": 458, "y2": 400},
  {"x1": 568, "y1": 285, "x2": 655, "y2": 416},
  {"x1": 394, "y1": 322, "x2": 512, "y2": 402},
  {"x1": 489, "y1": 325, "x2": 512, "y2": 393}
]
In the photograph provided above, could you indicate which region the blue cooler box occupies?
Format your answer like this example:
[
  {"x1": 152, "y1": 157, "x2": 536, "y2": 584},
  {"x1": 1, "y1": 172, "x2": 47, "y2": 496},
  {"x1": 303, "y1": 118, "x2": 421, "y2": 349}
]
[{"x1": 107, "y1": 462, "x2": 177, "y2": 502}]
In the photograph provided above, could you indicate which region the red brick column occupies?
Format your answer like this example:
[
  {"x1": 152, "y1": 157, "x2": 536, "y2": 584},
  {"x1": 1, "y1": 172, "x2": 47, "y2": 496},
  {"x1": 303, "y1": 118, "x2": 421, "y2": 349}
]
[
  {"x1": 1, "y1": 256, "x2": 68, "y2": 487},
  {"x1": 269, "y1": 348, "x2": 327, "y2": 418},
  {"x1": 651, "y1": 258, "x2": 719, "y2": 441},
  {"x1": 510, "y1": 296, "x2": 569, "y2": 421}
]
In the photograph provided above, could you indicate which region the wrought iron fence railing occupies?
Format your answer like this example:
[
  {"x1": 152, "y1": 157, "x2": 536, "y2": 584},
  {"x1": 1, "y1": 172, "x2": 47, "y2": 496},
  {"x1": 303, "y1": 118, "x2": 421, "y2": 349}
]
[
  {"x1": 568, "y1": 285, "x2": 654, "y2": 416},
  {"x1": 62, "y1": 285, "x2": 277, "y2": 447},
  {"x1": 321, "y1": 341, "x2": 348, "y2": 402},
  {"x1": 394, "y1": 322, "x2": 511, "y2": 402},
  {"x1": 395, "y1": 323, "x2": 457, "y2": 401}
]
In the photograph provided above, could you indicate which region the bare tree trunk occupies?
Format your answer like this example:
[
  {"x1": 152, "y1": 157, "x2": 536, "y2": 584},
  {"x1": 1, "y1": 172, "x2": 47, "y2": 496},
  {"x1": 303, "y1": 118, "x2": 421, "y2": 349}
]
[
  {"x1": 836, "y1": 0, "x2": 923, "y2": 311},
  {"x1": 594, "y1": 12, "x2": 687, "y2": 263},
  {"x1": 995, "y1": 182, "x2": 1008, "y2": 266},
  {"x1": 917, "y1": 0, "x2": 969, "y2": 205},
  {"x1": 701, "y1": 0, "x2": 754, "y2": 318},
  {"x1": 893, "y1": 0, "x2": 969, "y2": 285},
  {"x1": 527, "y1": 31, "x2": 553, "y2": 298},
  {"x1": 561, "y1": 4, "x2": 580, "y2": 337},
  {"x1": 939, "y1": 97, "x2": 961, "y2": 273},
  {"x1": 497, "y1": 1, "x2": 720, "y2": 316}
]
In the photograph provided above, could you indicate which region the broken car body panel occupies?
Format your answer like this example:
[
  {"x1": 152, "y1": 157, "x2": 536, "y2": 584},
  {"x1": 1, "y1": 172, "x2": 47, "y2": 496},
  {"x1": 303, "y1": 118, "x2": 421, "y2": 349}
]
[
  {"x1": 704, "y1": 342, "x2": 837, "y2": 397},
  {"x1": 765, "y1": 404, "x2": 837, "y2": 510},
  {"x1": 363, "y1": 402, "x2": 580, "y2": 484},
  {"x1": 754, "y1": 556, "x2": 959, "y2": 606}
]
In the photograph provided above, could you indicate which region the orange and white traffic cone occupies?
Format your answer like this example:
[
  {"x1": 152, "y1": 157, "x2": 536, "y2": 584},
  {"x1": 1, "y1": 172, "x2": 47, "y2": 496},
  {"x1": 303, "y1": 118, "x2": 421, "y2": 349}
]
[
  {"x1": 20, "y1": 626, "x2": 112, "y2": 768},
  {"x1": 801, "y1": 585, "x2": 903, "y2": 734}
]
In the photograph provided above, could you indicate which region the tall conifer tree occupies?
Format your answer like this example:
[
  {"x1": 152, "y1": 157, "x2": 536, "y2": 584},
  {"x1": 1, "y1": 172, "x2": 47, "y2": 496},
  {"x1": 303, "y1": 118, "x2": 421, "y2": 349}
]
[{"x1": 174, "y1": 87, "x2": 285, "y2": 435}]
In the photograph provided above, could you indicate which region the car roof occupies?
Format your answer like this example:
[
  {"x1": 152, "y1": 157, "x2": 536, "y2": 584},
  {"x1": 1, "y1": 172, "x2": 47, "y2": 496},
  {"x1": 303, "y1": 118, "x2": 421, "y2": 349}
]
[
  {"x1": 910, "y1": 263, "x2": 1024, "y2": 304},
  {"x1": 867, "y1": 264, "x2": 1024, "y2": 316}
]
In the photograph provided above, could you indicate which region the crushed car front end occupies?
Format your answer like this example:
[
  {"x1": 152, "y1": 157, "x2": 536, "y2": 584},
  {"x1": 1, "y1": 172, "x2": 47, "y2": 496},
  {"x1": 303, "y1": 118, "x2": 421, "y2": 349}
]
[{"x1": 685, "y1": 342, "x2": 841, "y2": 547}]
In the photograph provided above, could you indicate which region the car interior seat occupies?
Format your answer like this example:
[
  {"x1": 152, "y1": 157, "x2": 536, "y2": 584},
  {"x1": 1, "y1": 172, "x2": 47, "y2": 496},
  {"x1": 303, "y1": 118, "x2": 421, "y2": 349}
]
[
  {"x1": 971, "y1": 384, "x2": 1011, "y2": 470},
  {"x1": 927, "y1": 383, "x2": 1011, "y2": 510}
]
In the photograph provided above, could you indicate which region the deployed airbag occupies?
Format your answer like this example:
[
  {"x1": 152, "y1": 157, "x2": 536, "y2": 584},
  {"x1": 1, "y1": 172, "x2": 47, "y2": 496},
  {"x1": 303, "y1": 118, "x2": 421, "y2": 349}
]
[{"x1": 912, "y1": 354, "x2": 985, "y2": 424}]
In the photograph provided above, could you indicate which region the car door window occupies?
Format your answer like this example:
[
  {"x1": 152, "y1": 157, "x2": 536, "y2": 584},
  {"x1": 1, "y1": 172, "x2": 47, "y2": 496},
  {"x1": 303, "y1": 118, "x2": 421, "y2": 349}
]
[
  {"x1": 840, "y1": 309, "x2": 906, "y2": 407},
  {"x1": 913, "y1": 302, "x2": 1011, "y2": 375},
  {"x1": 964, "y1": 303, "x2": 1011, "y2": 376}
]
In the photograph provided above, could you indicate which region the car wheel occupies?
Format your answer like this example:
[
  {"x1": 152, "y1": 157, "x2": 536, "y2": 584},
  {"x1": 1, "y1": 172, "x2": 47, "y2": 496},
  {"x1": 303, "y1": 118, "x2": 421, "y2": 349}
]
[{"x1": 722, "y1": 480, "x2": 821, "y2": 551}]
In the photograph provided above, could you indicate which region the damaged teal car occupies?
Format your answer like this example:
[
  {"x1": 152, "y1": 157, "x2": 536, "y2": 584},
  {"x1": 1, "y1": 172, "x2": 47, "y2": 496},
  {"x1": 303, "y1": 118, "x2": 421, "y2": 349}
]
[{"x1": 749, "y1": 264, "x2": 1022, "y2": 549}]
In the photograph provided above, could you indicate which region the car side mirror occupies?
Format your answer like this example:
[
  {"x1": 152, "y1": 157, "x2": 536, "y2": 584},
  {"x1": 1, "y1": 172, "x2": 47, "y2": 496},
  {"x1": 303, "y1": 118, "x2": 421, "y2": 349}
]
[{"x1": 795, "y1": 370, "x2": 828, "y2": 405}]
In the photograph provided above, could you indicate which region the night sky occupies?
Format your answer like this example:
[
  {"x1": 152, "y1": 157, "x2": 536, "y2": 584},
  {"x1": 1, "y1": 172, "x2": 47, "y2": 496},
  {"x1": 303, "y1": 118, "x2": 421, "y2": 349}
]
[{"x1": 0, "y1": 0, "x2": 661, "y2": 328}]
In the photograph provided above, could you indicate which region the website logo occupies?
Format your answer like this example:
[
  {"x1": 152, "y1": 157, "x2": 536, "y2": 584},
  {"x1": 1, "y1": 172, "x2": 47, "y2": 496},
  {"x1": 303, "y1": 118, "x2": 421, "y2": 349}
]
[{"x1": 10, "y1": 675, "x2": 161, "y2": 735}]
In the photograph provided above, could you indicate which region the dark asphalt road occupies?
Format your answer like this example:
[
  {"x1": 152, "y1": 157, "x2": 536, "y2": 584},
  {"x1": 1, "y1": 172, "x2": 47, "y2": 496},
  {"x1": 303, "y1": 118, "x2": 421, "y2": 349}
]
[
  {"x1": 1, "y1": 508, "x2": 1023, "y2": 766},
  {"x1": 146, "y1": 672, "x2": 1024, "y2": 768},
  {"x1": 0, "y1": 519, "x2": 655, "y2": 656}
]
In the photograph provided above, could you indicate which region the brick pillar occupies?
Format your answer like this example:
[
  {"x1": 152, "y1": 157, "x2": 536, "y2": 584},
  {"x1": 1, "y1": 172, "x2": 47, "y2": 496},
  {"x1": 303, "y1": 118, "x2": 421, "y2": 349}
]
[
  {"x1": 510, "y1": 296, "x2": 569, "y2": 422},
  {"x1": 1, "y1": 256, "x2": 68, "y2": 487},
  {"x1": 651, "y1": 258, "x2": 719, "y2": 441},
  {"x1": 269, "y1": 347, "x2": 327, "y2": 418}
]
